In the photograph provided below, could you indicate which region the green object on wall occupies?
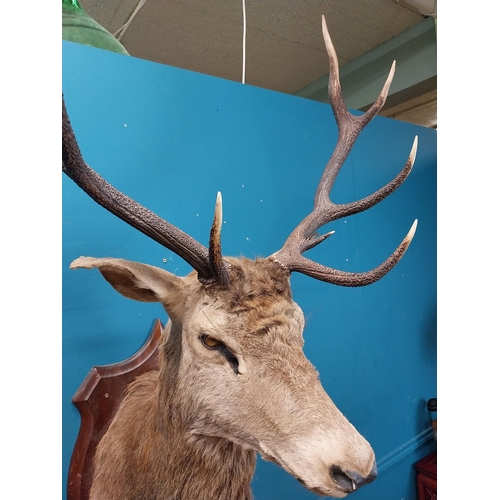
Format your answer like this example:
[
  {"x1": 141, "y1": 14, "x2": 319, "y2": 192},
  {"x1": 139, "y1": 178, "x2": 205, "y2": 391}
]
[{"x1": 62, "y1": 0, "x2": 129, "y2": 56}]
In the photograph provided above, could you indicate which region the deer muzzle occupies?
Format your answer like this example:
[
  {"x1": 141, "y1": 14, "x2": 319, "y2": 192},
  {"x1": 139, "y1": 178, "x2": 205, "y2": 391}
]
[{"x1": 255, "y1": 398, "x2": 377, "y2": 498}]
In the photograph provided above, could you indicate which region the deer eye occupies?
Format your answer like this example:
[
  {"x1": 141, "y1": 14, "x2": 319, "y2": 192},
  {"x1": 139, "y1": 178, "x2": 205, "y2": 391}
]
[
  {"x1": 199, "y1": 334, "x2": 240, "y2": 375},
  {"x1": 200, "y1": 334, "x2": 223, "y2": 349}
]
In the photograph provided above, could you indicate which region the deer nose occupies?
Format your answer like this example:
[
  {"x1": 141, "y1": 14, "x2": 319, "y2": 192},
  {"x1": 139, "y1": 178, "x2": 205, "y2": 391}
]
[{"x1": 330, "y1": 462, "x2": 377, "y2": 493}]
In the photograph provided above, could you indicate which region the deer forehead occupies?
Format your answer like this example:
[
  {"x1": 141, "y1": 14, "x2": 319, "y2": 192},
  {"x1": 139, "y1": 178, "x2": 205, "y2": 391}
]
[
  {"x1": 182, "y1": 257, "x2": 294, "y2": 313},
  {"x1": 179, "y1": 259, "x2": 304, "y2": 348},
  {"x1": 185, "y1": 295, "x2": 305, "y2": 346}
]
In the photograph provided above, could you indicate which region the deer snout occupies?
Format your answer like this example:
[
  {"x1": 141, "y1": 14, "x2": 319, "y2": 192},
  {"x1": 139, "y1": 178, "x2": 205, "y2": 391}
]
[{"x1": 330, "y1": 462, "x2": 377, "y2": 493}]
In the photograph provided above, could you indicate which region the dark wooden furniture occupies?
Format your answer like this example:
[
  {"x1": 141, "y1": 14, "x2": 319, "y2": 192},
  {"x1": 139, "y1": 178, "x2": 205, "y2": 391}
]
[
  {"x1": 415, "y1": 450, "x2": 437, "y2": 500},
  {"x1": 67, "y1": 319, "x2": 164, "y2": 500}
]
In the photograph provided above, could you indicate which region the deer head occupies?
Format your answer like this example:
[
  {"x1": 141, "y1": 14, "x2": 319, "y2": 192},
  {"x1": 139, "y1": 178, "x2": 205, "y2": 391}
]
[{"x1": 63, "y1": 16, "x2": 417, "y2": 498}]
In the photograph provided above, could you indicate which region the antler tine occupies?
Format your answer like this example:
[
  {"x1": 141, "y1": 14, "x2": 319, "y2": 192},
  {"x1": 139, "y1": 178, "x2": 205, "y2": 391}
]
[
  {"x1": 282, "y1": 220, "x2": 418, "y2": 287},
  {"x1": 315, "y1": 15, "x2": 397, "y2": 208},
  {"x1": 63, "y1": 95, "x2": 229, "y2": 285},
  {"x1": 269, "y1": 16, "x2": 418, "y2": 286},
  {"x1": 208, "y1": 192, "x2": 230, "y2": 286}
]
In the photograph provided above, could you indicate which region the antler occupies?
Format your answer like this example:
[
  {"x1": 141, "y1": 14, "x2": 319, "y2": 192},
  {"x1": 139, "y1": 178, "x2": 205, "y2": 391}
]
[
  {"x1": 62, "y1": 96, "x2": 229, "y2": 285},
  {"x1": 269, "y1": 16, "x2": 418, "y2": 287}
]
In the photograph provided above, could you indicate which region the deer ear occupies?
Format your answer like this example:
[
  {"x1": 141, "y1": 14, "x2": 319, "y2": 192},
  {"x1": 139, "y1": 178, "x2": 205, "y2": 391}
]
[{"x1": 70, "y1": 257, "x2": 187, "y2": 314}]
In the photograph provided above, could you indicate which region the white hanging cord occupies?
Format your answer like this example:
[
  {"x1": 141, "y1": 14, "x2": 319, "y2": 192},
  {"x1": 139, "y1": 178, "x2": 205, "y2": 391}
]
[
  {"x1": 242, "y1": 0, "x2": 247, "y2": 84},
  {"x1": 114, "y1": 0, "x2": 148, "y2": 41}
]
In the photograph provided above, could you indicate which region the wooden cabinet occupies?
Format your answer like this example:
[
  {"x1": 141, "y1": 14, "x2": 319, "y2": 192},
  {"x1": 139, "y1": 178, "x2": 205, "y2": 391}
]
[{"x1": 415, "y1": 451, "x2": 437, "y2": 500}]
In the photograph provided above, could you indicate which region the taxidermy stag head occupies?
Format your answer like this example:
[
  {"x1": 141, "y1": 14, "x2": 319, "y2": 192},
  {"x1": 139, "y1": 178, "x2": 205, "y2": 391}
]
[{"x1": 63, "y1": 16, "x2": 417, "y2": 500}]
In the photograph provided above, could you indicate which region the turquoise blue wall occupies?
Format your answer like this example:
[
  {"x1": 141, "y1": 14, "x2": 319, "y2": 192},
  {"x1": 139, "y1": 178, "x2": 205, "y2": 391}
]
[{"x1": 62, "y1": 41, "x2": 436, "y2": 500}]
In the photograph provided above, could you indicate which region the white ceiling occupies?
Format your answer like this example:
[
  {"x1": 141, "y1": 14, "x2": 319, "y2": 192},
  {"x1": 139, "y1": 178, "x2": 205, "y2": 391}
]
[{"x1": 78, "y1": 0, "x2": 437, "y2": 128}]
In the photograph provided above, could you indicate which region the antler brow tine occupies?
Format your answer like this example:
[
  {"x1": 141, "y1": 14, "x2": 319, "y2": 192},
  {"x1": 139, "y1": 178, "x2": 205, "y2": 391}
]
[
  {"x1": 207, "y1": 192, "x2": 230, "y2": 287},
  {"x1": 269, "y1": 16, "x2": 418, "y2": 286}
]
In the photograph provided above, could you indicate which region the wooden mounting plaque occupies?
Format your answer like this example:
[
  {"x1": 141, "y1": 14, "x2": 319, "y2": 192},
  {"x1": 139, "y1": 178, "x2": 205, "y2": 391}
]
[{"x1": 67, "y1": 319, "x2": 164, "y2": 500}]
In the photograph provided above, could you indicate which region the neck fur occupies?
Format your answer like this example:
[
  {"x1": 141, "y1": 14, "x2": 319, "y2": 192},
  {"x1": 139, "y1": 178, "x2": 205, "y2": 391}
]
[{"x1": 152, "y1": 326, "x2": 256, "y2": 500}]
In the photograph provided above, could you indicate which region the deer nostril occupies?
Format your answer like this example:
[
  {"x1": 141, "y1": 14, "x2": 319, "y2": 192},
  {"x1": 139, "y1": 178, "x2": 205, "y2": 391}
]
[
  {"x1": 330, "y1": 466, "x2": 355, "y2": 492},
  {"x1": 330, "y1": 462, "x2": 378, "y2": 492}
]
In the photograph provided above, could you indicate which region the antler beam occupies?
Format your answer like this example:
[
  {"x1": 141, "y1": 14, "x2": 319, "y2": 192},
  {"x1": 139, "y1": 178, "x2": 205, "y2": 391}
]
[
  {"x1": 62, "y1": 96, "x2": 229, "y2": 285},
  {"x1": 269, "y1": 16, "x2": 418, "y2": 286}
]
